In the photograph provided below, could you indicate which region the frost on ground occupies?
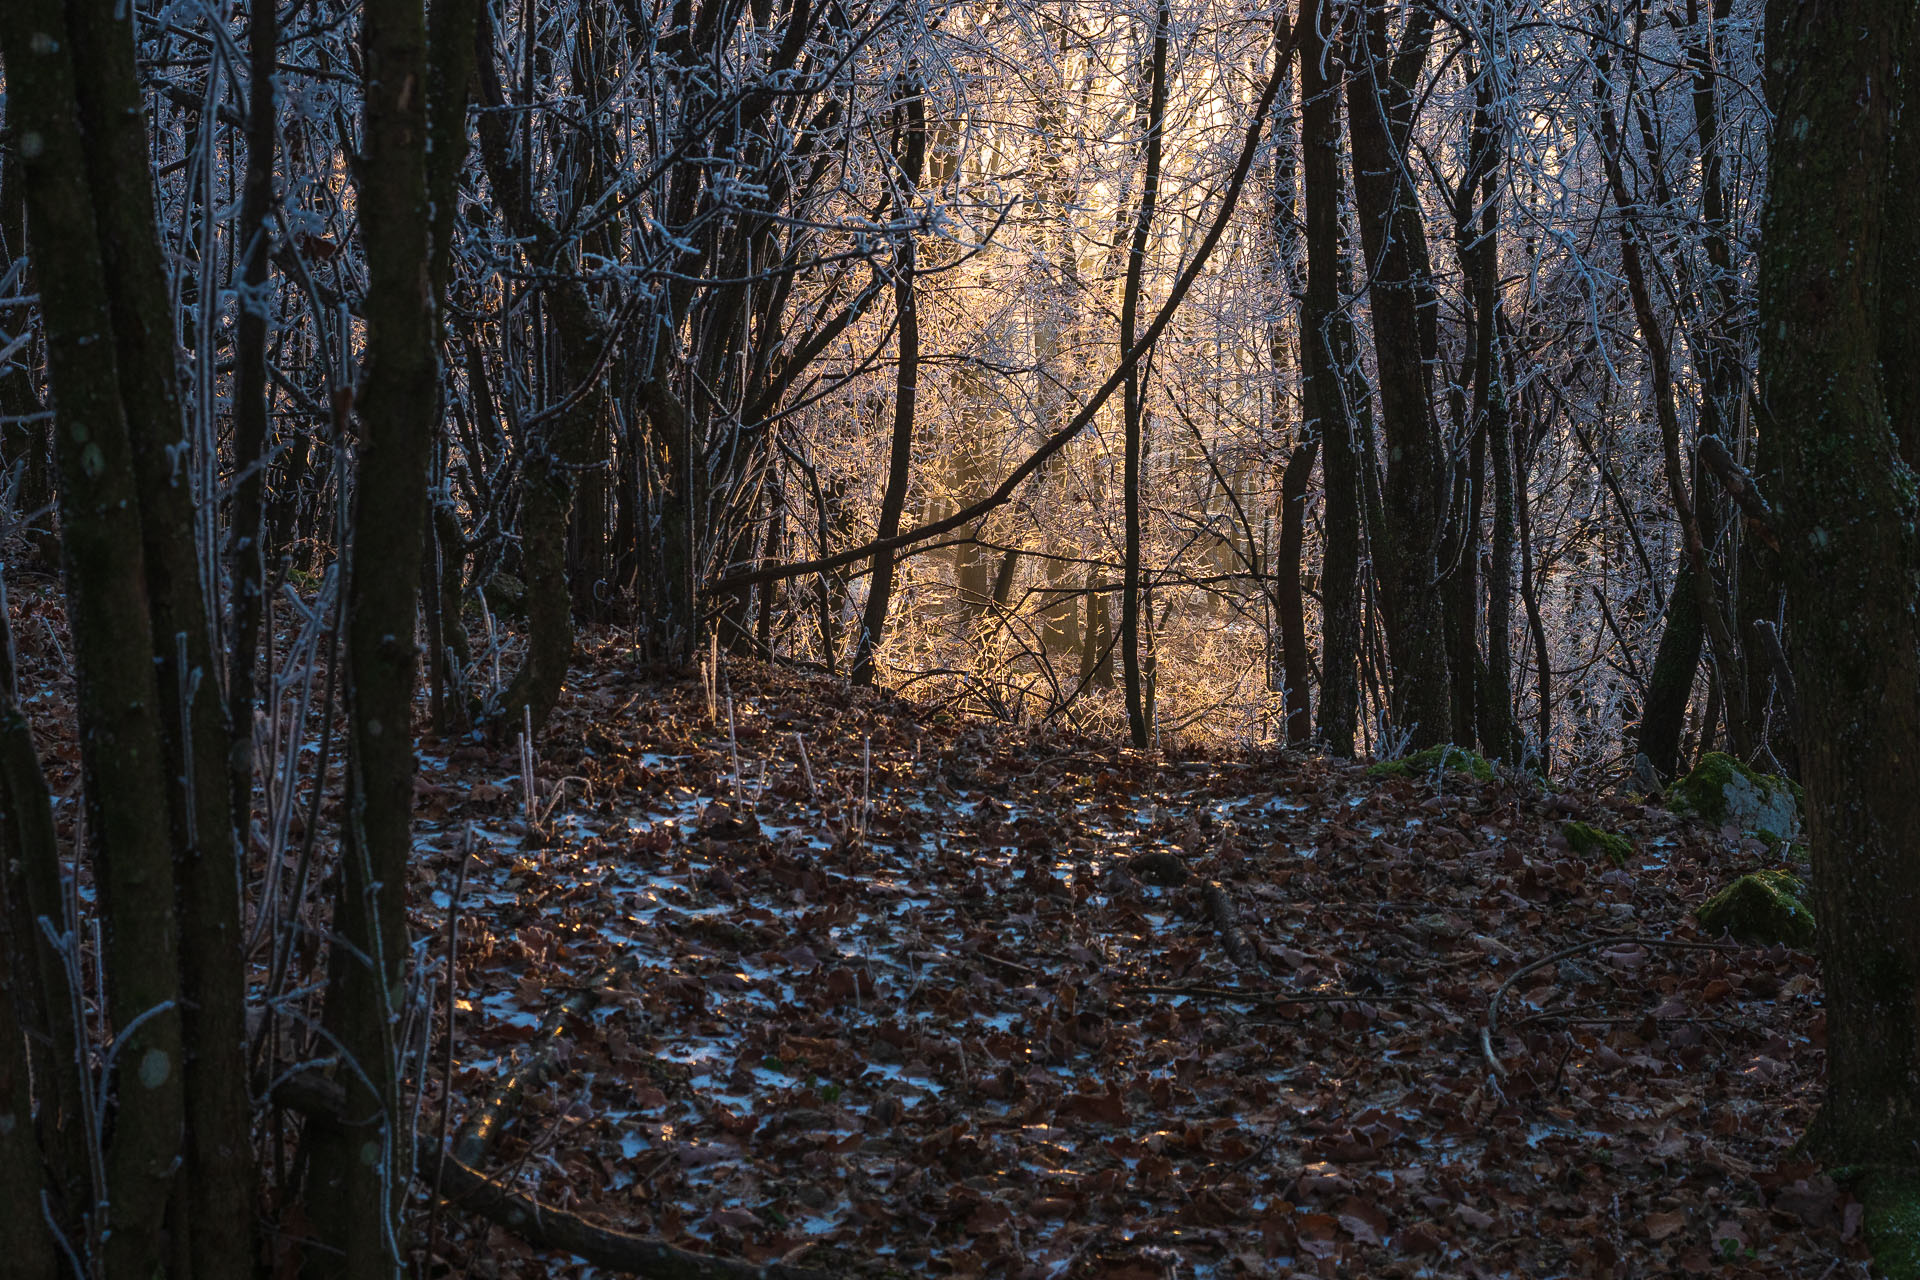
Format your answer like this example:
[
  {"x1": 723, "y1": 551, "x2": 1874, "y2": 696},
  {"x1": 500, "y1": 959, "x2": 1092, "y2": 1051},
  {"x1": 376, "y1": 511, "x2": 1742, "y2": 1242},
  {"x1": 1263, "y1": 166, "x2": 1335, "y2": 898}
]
[{"x1": 412, "y1": 641, "x2": 1859, "y2": 1279}]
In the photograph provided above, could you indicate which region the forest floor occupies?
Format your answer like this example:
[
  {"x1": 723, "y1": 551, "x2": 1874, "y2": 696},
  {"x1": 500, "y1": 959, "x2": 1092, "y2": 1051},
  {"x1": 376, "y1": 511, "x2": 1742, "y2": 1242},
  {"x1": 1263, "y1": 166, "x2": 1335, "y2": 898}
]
[
  {"x1": 404, "y1": 635, "x2": 1861, "y2": 1280},
  {"x1": 0, "y1": 577, "x2": 1865, "y2": 1279}
]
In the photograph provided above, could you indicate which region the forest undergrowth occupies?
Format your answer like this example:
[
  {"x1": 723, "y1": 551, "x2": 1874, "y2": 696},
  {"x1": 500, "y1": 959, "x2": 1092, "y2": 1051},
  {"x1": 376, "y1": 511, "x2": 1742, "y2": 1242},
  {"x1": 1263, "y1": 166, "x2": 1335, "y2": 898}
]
[{"x1": 8, "y1": 578, "x2": 1862, "y2": 1279}]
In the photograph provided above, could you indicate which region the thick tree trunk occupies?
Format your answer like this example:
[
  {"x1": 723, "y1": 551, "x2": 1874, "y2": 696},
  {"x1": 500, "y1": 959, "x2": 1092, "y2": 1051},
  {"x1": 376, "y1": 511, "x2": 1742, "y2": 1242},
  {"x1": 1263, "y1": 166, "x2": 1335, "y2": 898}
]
[
  {"x1": 60, "y1": 6, "x2": 255, "y2": 1269},
  {"x1": 1346, "y1": 2, "x2": 1451, "y2": 746},
  {"x1": 0, "y1": 6, "x2": 188, "y2": 1269},
  {"x1": 304, "y1": 3, "x2": 438, "y2": 1274},
  {"x1": 1759, "y1": 0, "x2": 1920, "y2": 1185}
]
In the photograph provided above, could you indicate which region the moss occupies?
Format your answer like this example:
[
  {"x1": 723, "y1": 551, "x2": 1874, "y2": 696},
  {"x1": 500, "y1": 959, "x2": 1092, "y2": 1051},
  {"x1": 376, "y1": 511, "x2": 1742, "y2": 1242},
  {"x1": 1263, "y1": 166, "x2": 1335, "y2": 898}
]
[
  {"x1": 1562, "y1": 820, "x2": 1633, "y2": 867},
  {"x1": 1367, "y1": 744, "x2": 1495, "y2": 783},
  {"x1": 1695, "y1": 869, "x2": 1817, "y2": 948},
  {"x1": 1668, "y1": 751, "x2": 1801, "y2": 840},
  {"x1": 1862, "y1": 1171, "x2": 1920, "y2": 1280}
]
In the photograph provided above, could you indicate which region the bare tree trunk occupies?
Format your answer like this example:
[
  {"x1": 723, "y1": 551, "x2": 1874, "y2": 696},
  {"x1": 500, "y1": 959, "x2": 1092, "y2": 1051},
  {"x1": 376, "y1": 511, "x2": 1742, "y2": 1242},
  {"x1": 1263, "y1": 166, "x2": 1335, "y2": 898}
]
[
  {"x1": 1122, "y1": 0, "x2": 1172, "y2": 748},
  {"x1": 852, "y1": 85, "x2": 927, "y2": 686},
  {"x1": 304, "y1": 2, "x2": 438, "y2": 1273},
  {"x1": 0, "y1": 7, "x2": 188, "y2": 1268},
  {"x1": 1346, "y1": 1, "x2": 1451, "y2": 746},
  {"x1": 1594, "y1": 37, "x2": 1752, "y2": 761},
  {"x1": 0, "y1": 584, "x2": 58, "y2": 1277},
  {"x1": 229, "y1": 0, "x2": 279, "y2": 852},
  {"x1": 1761, "y1": 0, "x2": 1920, "y2": 1202},
  {"x1": 1302, "y1": 0, "x2": 1362, "y2": 755}
]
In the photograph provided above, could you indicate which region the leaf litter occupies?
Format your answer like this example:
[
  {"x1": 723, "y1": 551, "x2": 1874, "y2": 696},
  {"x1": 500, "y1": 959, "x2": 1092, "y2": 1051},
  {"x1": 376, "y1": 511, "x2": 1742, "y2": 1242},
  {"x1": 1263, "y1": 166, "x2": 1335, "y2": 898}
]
[{"x1": 381, "y1": 638, "x2": 1862, "y2": 1276}]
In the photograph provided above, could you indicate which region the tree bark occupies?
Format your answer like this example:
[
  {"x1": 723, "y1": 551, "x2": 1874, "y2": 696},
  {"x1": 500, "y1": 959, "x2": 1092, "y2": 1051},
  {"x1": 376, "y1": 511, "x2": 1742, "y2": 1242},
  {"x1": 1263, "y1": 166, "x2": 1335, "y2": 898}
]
[
  {"x1": 0, "y1": 6, "x2": 188, "y2": 1269},
  {"x1": 1121, "y1": 0, "x2": 1172, "y2": 748},
  {"x1": 852, "y1": 85, "x2": 927, "y2": 687},
  {"x1": 1759, "y1": 0, "x2": 1920, "y2": 1181},
  {"x1": 1301, "y1": 0, "x2": 1362, "y2": 755},
  {"x1": 1346, "y1": 1, "x2": 1451, "y2": 746},
  {"x1": 304, "y1": 2, "x2": 438, "y2": 1273},
  {"x1": 229, "y1": 0, "x2": 279, "y2": 853},
  {"x1": 0, "y1": 587, "x2": 57, "y2": 1277},
  {"x1": 59, "y1": 5, "x2": 257, "y2": 1268}
]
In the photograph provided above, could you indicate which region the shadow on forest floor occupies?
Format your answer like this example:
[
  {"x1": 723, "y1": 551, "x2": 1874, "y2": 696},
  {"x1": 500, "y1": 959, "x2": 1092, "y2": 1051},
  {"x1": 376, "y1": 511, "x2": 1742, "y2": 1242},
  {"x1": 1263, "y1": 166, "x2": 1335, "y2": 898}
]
[{"x1": 401, "y1": 638, "x2": 1863, "y2": 1278}]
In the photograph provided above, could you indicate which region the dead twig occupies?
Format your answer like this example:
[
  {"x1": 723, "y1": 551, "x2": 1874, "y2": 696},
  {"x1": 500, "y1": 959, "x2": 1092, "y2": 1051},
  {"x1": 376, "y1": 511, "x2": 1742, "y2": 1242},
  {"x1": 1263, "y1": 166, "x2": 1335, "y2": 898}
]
[{"x1": 1482, "y1": 934, "x2": 1743, "y2": 1080}]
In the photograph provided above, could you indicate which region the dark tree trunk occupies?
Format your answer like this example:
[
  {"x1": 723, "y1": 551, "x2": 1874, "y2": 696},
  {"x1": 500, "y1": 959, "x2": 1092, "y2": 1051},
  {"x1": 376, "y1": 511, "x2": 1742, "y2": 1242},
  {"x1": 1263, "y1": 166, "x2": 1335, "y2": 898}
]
[
  {"x1": 0, "y1": 6, "x2": 188, "y2": 1268},
  {"x1": 304, "y1": 2, "x2": 438, "y2": 1273},
  {"x1": 1595, "y1": 38, "x2": 1752, "y2": 762},
  {"x1": 1762, "y1": 0, "x2": 1920, "y2": 1211},
  {"x1": 1121, "y1": 0, "x2": 1172, "y2": 748},
  {"x1": 852, "y1": 85, "x2": 927, "y2": 687},
  {"x1": 229, "y1": 0, "x2": 279, "y2": 855},
  {"x1": 59, "y1": 5, "x2": 255, "y2": 1268},
  {"x1": 1301, "y1": 0, "x2": 1362, "y2": 755},
  {"x1": 1277, "y1": 438, "x2": 1317, "y2": 745},
  {"x1": 0, "y1": 585, "x2": 59, "y2": 1278},
  {"x1": 1637, "y1": 562, "x2": 1703, "y2": 780},
  {"x1": 1346, "y1": 1, "x2": 1451, "y2": 746}
]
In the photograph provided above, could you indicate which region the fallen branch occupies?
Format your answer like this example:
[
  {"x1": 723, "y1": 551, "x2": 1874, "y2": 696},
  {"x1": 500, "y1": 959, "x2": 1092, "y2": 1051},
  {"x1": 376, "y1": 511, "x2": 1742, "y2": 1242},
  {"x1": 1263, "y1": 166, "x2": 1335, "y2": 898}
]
[
  {"x1": 1130, "y1": 982, "x2": 1447, "y2": 1017},
  {"x1": 274, "y1": 1073, "x2": 835, "y2": 1280},
  {"x1": 1482, "y1": 934, "x2": 1743, "y2": 1079},
  {"x1": 453, "y1": 953, "x2": 640, "y2": 1167},
  {"x1": 428, "y1": 1147, "x2": 837, "y2": 1280},
  {"x1": 1202, "y1": 881, "x2": 1256, "y2": 969}
]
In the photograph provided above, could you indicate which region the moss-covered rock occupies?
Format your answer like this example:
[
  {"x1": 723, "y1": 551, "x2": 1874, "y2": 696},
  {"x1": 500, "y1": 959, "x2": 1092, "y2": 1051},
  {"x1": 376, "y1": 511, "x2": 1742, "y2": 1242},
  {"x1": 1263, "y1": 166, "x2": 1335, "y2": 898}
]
[
  {"x1": 1695, "y1": 869, "x2": 1816, "y2": 947},
  {"x1": 1367, "y1": 744, "x2": 1495, "y2": 783},
  {"x1": 483, "y1": 572, "x2": 527, "y2": 619},
  {"x1": 1562, "y1": 820, "x2": 1633, "y2": 867},
  {"x1": 1668, "y1": 752, "x2": 1802, "y2": 842}
]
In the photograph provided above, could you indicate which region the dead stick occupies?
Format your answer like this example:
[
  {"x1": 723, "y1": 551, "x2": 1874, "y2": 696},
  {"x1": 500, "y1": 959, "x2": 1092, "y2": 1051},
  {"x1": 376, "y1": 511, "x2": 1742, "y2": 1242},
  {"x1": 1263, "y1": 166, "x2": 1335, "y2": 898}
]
[
  {"x1": 451, "y1": 952, "x2": 638, "y2": 1167},
  {"x1": 1482, "y1": 934, "x2": 1742, "y2": 1079},
  {"x1": 275, "y1": 1073, "x2": 831, "y2": 1280},
  {"x1": 1203, "y1": 881, "x2": 1255, "y2": 968}
]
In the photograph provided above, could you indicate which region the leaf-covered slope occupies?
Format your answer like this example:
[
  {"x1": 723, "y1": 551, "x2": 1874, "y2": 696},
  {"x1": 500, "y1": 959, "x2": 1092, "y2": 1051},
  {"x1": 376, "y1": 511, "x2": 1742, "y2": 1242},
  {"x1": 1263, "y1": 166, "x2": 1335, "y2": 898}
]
[{"x1": 415, "y1": 646, "x2": 1853, "y2": 1278}]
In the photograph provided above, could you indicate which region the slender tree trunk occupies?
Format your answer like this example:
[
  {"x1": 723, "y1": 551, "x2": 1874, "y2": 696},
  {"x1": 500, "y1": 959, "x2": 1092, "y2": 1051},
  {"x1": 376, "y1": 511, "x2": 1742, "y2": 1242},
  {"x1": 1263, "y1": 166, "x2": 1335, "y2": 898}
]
[
  {"x1": 1468, "y1": 71, "x2": 1515, "y2": 761},
  {"x1": 1761, "y1": 0, "x2": 1920, "y2": 1201},
  {"x1": 1595, "y1": 41, "x2": 1752, "y2": 761},
  {"x1": 852, "y1": 85, "x2": 927, "y2": 687},
  {"x1": 1637, "y1": 562, "x2": 1703, "y2": 779},
  {"x1": 1302, "y1": 0, "x2": 1361, "y2": 755},
  {"x1": 230, "y1": 0, "x2": 279, "y2": 854},
  {"x1": 1122, "y1": 0, "x2": 1172, "y2": 748},
  {"x1": 1277, "y1": 438, "x2": 1317, "y2": 745},
  {"x1": 304, "y1": 2, "x2": 438, "y2": 1273}
]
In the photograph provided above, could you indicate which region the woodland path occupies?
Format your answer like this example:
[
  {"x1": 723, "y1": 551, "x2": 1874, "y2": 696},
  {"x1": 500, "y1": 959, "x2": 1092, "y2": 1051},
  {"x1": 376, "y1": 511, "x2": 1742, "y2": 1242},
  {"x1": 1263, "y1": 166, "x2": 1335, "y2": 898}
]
[{"x1": 413, "y1": 642, "x2": 1855, "y2": 1279}]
